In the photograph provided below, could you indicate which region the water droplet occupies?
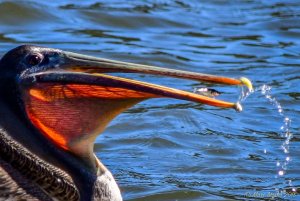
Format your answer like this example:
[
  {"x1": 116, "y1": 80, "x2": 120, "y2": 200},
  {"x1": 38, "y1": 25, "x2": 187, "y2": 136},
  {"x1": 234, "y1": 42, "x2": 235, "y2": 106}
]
[
  {"x1": 282, "y1": 146, "x2": 289, "y2": 153},
  {"x1": 282, "y1": 164, "x2": 287, "y2": 170},
  {"x1": 278, "y1": 170, "x2": 284, "y2": 176},
  {"x1": 253, "y1": 85, "x2": 294, "y2": 186},
  {"x1": 292, "y1": 188, "x2": 296, "y2": 192},
  {"x1": 263, "y1": 149, "x2": 267, "y2": 154}
]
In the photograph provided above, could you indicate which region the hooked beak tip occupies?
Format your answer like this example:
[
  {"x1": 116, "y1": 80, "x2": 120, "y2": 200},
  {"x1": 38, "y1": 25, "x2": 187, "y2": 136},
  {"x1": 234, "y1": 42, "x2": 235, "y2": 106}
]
[{"x1": 239, "y1": 77, "x2": 253, "y2": 92}]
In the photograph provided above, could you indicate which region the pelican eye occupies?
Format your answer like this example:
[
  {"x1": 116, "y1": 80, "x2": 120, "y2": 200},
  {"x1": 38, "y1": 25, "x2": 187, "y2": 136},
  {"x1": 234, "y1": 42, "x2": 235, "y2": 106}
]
[{"x1": 27, "y1": 53, "x2": 43, "y2": 66}]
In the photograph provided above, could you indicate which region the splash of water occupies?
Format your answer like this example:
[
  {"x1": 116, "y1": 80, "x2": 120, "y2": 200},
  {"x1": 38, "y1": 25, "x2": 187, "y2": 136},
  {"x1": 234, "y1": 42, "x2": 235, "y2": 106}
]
[
  {"x1": 238, "y1": 83, "x2": 253, "y2": 102},
  {"x1": 239, "y1": 84, "x2": 294, "y2": 191},
  {"x1": 259, "y1": 85, "x2": 293, "y2": 179}
]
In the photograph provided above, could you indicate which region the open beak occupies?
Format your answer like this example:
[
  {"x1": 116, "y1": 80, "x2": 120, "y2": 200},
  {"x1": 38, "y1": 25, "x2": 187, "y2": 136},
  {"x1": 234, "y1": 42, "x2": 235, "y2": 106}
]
[
  {"x1": 20, "y1": 49, "x2": 252, "y2": 165},
  {"x1": 62, "y1": 51, "x2": 252, "y2": 110},
  {"x1": 24, "y1": 51, "x2": 252, "y2": 111}
]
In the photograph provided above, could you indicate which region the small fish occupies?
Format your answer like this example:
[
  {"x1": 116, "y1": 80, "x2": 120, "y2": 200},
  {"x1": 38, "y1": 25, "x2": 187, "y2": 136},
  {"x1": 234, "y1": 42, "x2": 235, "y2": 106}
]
[{"x1": 193, "y1": 87, "x2": 221, "y2": 98}]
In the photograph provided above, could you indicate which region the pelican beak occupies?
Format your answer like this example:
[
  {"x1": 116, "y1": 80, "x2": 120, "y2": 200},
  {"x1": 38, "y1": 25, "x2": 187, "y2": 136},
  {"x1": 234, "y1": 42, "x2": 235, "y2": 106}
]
[
  {"x1": 46, "y1": 51, "x2": 252, "y2": 111},
  {"x1": 22, "y1": 51, "x2": 252, "y2": 111}
]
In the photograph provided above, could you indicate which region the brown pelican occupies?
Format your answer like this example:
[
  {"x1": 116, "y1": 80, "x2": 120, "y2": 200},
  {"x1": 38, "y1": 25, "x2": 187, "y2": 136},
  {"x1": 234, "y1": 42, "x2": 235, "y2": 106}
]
[{"x1": 0, "y1": 45, "x2": 251, "y2": 200}]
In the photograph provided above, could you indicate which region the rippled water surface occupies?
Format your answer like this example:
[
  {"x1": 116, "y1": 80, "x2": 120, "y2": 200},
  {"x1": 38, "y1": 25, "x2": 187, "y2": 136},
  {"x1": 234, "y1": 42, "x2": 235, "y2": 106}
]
[{"x1": 1, "y1": 0, "x2": 299, "y2": 200}]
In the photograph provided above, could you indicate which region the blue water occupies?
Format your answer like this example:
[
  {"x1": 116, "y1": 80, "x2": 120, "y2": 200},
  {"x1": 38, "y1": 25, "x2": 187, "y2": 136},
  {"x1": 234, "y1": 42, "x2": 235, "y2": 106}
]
[{"x1": 0, "y1": 0, "x2": 299, "y2": 200}]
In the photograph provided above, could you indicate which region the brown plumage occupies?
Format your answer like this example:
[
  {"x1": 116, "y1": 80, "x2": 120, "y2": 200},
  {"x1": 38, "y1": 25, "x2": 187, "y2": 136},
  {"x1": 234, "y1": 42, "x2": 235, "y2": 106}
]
[{"x1": 0, "y1": 131, "x2": 79, "y2": 201}]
